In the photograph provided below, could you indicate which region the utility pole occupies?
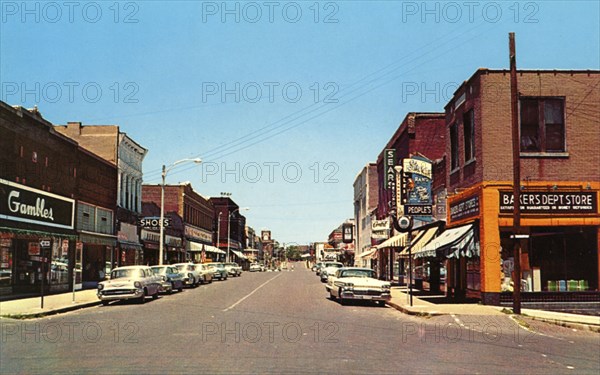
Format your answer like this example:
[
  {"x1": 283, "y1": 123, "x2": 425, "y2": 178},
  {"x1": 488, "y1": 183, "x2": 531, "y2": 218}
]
[{"x1": 509, "y1": 32, "x2": 522, "y2": 314}]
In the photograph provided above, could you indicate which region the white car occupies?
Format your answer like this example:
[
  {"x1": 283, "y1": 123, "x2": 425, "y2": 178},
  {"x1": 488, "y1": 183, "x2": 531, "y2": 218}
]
[
  {"x1": 319, "y1": 262, "x2": 344, "y2": 282},
  {"x1": 224, "y1": 262, "x2": 242, "y2": 277},
  {"x1": 325, "y1": 267, "x2": 391, "y2": 306},
  {"x1": 97, "y1": 266, "x2": 162, "y2": 305},
  {"x1": 172, "y1": 263, "x2": 203, "y2": 287}
]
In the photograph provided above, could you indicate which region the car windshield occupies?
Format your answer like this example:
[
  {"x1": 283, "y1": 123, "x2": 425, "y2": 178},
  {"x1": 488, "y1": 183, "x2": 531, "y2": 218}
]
[
  {"x1": 111, "y1": 269, "x2": 142, "y2": 279},
  {"x1": 339, "y1": 269, "x2": 376, "y2": 278},
  {"x1": 150, "y1": 267, "x2": 165, "y2": 275}
]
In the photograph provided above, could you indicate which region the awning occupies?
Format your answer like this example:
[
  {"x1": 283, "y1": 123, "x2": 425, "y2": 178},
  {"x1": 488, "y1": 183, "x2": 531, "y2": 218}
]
[
  {"x1": 376, "y1": 233, "x2": 408, "y2": 249},
  {"x1": 398, "y1": 226, "x2": 439, "y2": 256},
  {"x1": 187, "y1": 241, "x2": 226, "y2": 254},
  {"x1": 231, "y1": 249, "x2": 247, "y2": 260},
  {"x1": 413, "y1": 224, "x2": 478, "y2": 259},
  {"x1": 360, "y1": 247, "x2": 377, "y2": 259},
  {"x1": 300, "y1": 253, "x2": 312, "y2": 258}
]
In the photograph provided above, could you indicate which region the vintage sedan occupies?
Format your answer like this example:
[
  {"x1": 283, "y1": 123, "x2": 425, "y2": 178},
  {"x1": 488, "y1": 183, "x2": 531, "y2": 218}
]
[
  {"x1": 194, "y1": 263, "x2": 213, "y2": 284},
  {"x1": 172, "y1": 263, "x2": 202, "y2": 287},
  {"x1": 325, "y1": 267, "x2": 391, "y2": 306},
  {"x1": 319, "y1": 262, "x2": 344, "y2": 282},
  {"x1": 151, "y1": 265, "x2": 184, "y2": 294},
  {"x1": 204, "y1": 262, "x2": 228, "y2": 280},
  {"x1": 97, "y1": 266, "x2": 161, "y2": 305},
  {"x1": 224, "y1": 262, "x2": 242, "y2": 277}
]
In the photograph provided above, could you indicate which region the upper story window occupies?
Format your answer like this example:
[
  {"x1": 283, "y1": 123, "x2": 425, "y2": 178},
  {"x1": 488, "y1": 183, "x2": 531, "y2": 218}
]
[
  {"x1": 463, "y1": 110, "x2": 475, "y2": 162},
  {"x1": 520, "y1": 98, "x2": 565, "y2": 153},
  {"x1": 450, "y1": 123, "x2": 459, "y2": 171}
]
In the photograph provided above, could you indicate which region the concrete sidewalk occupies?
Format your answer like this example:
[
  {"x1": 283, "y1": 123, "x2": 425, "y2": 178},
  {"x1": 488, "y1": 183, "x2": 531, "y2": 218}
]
[
  {"x1": 0, "y1": 290, "x2": 101, "y2": 318},
  {"x1": 387, "y1": 287, "x2": 600, "y2": 331}
]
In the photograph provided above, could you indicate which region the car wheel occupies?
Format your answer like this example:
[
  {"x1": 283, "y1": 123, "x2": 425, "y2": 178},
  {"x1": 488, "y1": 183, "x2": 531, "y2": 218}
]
[
  {"x1": 208, "y1": 278, "x2": 213, "y2": 284},
  {"x1": 138, "y1": 290, "x2": 147, "y2": 304},
  {"x1": 339, "y1": 298, "x2": 346, "y2": 305},
  {"x1": 167, "y1": 283, "x2": 174, "y2": 294},
  {"x1": 377, "y1": 300, "x2": 386, "y2": 307},
  {"x1": 152, "y1": 289, "x2": 159, "y2": 299},
  {"x1": 178, "y1": 285, "x2": 183, "y2": 292},
  {"x1": 329, "y1": 290, "x2": 336, "y2": 300},
  {"x1": 101, "y1": 300, "x2": 110, "y2": 306}
]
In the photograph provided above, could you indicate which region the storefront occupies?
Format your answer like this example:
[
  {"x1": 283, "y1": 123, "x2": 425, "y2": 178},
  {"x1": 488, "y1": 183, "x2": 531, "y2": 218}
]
[
  {"x1": 446, "y1": 183, "x2": 599, "y2": 305},
  {"x1": 0, "y1": 179, "x2": 76, "y2": 296},
  {"x1": 117, "y1": 222, "x2": 143, "y2": 266}
]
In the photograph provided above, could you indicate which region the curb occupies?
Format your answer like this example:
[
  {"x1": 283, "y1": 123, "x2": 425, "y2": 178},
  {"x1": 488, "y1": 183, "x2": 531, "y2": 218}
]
[
  {"x1": 0, "y1": 300, "x2": 102, "y2": 319},
  {"x1": 520, "y1": 314, "x2": 600, "y2": 333},
  {"x1": 385, "y1": 300, "x2": 446, "y2": 317}
]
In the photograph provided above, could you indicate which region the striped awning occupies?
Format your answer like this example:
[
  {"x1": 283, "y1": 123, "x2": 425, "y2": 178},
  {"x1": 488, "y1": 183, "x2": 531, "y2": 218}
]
[
  {"x1": 398, "y1": 226, "x2": 439, "y2": 256},
  {"x1": 187, "y1": 241, "x2": 226, "y2": 254},
  {"x1": 376, "y1": 233, "x2": 408, "y2": 249},
  {"x1": 231, "y1": 250, "x2": 247, "y2": 260},
  {"x1": 360, "y1": 247, "x2": 377, "y2": 259},
  {"x1": 413, "y1": 224, "x2": 478, "y2": 259}
]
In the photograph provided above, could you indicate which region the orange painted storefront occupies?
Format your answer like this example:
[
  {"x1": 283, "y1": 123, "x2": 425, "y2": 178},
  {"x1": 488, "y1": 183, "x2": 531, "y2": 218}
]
[{"x1": 446, "y1": 181, "x2": 600, "y2": 305}]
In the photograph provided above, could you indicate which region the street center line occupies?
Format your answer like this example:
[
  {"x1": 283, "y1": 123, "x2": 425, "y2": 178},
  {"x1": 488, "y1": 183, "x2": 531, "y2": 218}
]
[{"x1": 223, "y1": 273, "x2": 282, "y2": 312}]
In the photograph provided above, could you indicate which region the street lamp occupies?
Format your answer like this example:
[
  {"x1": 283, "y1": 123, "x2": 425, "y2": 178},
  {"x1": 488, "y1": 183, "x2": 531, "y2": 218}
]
[
  {"x1": 227, "y1": 207, "x2": 250, "y2": 263},
  {"x1": 159, "y1": 158, "x2": 202, "y2": 265}
]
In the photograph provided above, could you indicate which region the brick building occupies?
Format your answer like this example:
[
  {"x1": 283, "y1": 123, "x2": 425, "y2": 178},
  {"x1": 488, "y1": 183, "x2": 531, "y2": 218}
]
[
  {"x1": 416, "y1": 69, "x2": 600, "y2": 305},
  {"x1": 210, "y1": 197, "x2": 247, "y2": 263},
  {"x1": 0, "y1": 103, "x2": 78, "y2": 296},
  {"x1": 375, "y1": 112, "x2": 446, "y2": 280},
  {"x1": 353, "y1": 163, "x2": 379, "y2": 267},
  {"x1": 55, "y1": 123, "x2": 147, "y2": 267},
  {"x1": 0, "y1": 102, "x2": 118, "y2": 294},
  {"x1": 143, "y1": 183, "x2": 216, "y2": 264}
]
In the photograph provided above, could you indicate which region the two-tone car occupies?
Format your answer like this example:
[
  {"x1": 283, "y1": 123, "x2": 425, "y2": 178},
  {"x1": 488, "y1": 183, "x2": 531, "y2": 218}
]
[
  {"x1": 325, "y1": 267, "x2": 391, "y2": 306},
  {"x1": 194, "y1": 263, "x2": 213, "y2": 284},
  {"x1": 151, "y1": 265, "x2": 184, "y2": 294},
  {"x1": 97, "y1": 266, "x2": 161, "y2": 305},
  {"x1": 172, "y1": 263, "x2": 203, "y2": 287},
  {"x1": 224, "y1": 262, "x2": 242, "y2": 277},
  {"x1": 204, "y1": 262, "x2": 228, "y2": 280},
  {"x1": 319, "y1": 262, "x2": 344, "y2": 282}
]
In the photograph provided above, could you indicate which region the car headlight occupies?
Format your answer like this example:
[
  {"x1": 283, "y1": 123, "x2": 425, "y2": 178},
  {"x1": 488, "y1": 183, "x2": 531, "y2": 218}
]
[
  {"x1": 134, "y1": 281, "x2": 142, "y2": 288},
  {"x1": 382, "y1": 284, "x2": 391, "y2": 290},
  {"x1": 98, "y1": 284, "x2": 104, "y2": 290}
]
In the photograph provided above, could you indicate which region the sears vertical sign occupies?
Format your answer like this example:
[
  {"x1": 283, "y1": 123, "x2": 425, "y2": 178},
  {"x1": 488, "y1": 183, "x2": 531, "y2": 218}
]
[{"x1": 384, "y1": 149, "x2": 397, "y2": 213}]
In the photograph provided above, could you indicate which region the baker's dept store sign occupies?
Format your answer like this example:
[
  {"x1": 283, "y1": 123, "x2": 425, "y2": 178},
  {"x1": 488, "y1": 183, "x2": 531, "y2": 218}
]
[
  {"x1": 0, "y1": 179, "x2": 75, "y2": 229},
  {"x1": 499, "y1": 191, "x2": 597, "y2": 214}
]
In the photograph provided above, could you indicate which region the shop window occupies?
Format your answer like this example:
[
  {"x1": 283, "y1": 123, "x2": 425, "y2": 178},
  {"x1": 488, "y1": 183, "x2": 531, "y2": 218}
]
[
  {"x1": 450, "y1": 123, "x2": 459, "y2": 171},
  {"x1": 463, "y1": 110, "x2": 475, "y2": 163},
  {"x1": 520, "y1": 98, "x2": 566, "y2": 153}
]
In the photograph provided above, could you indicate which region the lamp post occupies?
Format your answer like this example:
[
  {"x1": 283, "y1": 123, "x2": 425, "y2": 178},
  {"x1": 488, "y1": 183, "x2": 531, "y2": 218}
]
[
  {"x1": 159, "y1": 158, "x2": 202, "y2": 265},
  {"x1": 227, "y1": 207, "x2": 250, "y2": 263}
]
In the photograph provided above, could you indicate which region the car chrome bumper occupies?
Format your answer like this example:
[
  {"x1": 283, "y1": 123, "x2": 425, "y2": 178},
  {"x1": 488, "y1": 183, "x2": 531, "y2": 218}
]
[
  {"x1": 97, "y1": 289, "x2": 143, "y2": 301},
  {"x1": 339, "y1": 291, "x2": 391, "y2": 301}
]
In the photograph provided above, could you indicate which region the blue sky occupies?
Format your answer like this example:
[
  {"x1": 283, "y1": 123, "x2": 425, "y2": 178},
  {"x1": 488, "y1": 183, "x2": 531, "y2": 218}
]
[{"x1": 2, "y1": 0, "x2": 599, "y2": 244}]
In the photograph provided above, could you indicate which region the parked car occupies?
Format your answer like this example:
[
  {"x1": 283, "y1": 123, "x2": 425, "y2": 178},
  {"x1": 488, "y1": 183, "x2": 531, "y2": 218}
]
[
  {"x1": 315, "y1": 262, "x2": 325, "y2": 275},
  {"x1": 97, "y1": 266, "x2": 161, "y2": 305},
  {"x1": 224, "y1": 262, "x2": 242, "y2": 277},
  {"x1": 151, "y1": 265, "x2": 184, "y2": 294},
  {"x1": 194, "y1": 263, "x2": 213, "y2": 284},
  {"x1": 249, "y1": 263, "x2": 262, "y2": 272},
  {"x1": 320, "y1": 262, "x2": 344, "y2": 282},
  {"x1": 325, "y1": 267, "x2": 391, "y2": 306},
  {"x1": 172, "y1": 263, "x2": 202, "y2": 287},
  {"x1": 204, "y1": 262, "x2": 228, "y2": 280}
]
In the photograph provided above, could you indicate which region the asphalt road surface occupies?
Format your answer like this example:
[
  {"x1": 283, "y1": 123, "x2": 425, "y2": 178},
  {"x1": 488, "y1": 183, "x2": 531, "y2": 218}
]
[{"x1": 1, "y1": 266, "x2": 599, "y2": 374}]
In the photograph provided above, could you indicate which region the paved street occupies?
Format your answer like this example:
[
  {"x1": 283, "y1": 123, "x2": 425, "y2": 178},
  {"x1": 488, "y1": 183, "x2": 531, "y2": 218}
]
[{"x1": 1, "y1": 267, "x2": 599, "y2": 375}]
